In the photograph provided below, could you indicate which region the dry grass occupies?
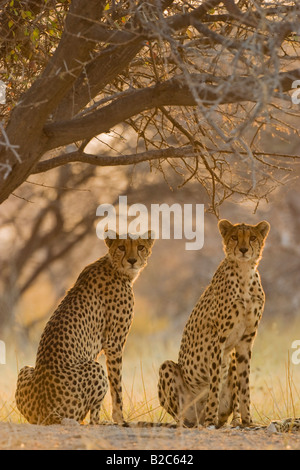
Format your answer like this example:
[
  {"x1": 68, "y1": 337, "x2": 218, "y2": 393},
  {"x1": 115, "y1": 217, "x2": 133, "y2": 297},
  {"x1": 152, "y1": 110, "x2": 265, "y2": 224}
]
[
  {"x1": 249, "y1": 317, "x2": 300, "y2": 424},
  {"x1": 1, "y1": 313, "x2": 300, "y2": 426}
]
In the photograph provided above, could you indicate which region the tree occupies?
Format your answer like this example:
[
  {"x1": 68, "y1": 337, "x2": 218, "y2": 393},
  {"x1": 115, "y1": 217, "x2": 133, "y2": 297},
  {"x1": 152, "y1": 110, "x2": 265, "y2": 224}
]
[{"x1": 0, "y1": 0, "x2": 299, "y2": 213}]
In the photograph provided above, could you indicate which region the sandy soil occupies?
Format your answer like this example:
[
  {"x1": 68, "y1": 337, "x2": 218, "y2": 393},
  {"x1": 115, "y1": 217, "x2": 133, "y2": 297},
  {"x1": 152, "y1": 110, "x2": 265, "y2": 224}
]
[{"x1": 0, "y1": 422, "x2": 299, "y2": 450}]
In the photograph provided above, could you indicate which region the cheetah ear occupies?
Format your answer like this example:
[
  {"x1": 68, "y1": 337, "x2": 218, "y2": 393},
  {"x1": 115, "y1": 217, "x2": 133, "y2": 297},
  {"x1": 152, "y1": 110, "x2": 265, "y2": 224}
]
[
  {"x1": 141, "y1": 230, "x2": 156, "y2": 247},
  {"x1": 104, "y1": 229, "x2": 119, "y2": 248},
  {"x1": 218, "y1": 219, "x2": 233, "y2": 238},
  {"x1": 255, "y1": 221, "x2": 270, "y2": 239}
]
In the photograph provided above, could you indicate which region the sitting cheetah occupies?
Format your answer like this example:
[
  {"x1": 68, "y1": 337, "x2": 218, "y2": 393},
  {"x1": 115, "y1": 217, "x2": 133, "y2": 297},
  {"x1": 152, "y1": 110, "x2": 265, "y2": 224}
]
[
  {"x1": 158, "y1": 220, "x2": 270, "y2": 428},
  {"x1": 16, "y1": 231, "x2": 154, "y2": 425}
]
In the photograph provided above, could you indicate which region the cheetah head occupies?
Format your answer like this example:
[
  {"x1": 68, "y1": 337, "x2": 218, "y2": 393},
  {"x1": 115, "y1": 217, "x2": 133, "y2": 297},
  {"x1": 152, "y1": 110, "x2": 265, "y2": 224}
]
[
  {"x1": 218, "y1": 220, "x2": 270, "y2": 264},
  {"x1": 104, "y1": 230, "x2": 155, "y2": 281}
]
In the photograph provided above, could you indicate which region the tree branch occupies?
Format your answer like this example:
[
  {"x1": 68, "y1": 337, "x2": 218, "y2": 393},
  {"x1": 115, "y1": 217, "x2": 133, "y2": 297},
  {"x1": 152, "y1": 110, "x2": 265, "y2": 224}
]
[
  {"x1": 52, "y1": 0, "x2": 224, "y2": 121},
  {"x1": 165, "y1": 0, "x2": 224, "y2": 31},
  {"x1": 44, "y1": 69, "x2": 300, "y2": 150},
  {"x1": 53, "y1": 39, "x2": 143, "y2": 120},
  {"x1": 82, "y1": 23, "x2": 141, "y2": 45},
  {"x1": 32, "y1": 145, "x2": 300, "y2": 176},
  {"x1": 32, "y1": 146, "x2": 195, "y2": 174}
]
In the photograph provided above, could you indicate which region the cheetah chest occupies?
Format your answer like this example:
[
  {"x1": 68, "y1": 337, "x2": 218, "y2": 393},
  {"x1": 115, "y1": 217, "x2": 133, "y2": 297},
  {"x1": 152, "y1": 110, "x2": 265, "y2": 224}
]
[{"x1": 223, "y1": 279, "x2": 262, "y2": 353}]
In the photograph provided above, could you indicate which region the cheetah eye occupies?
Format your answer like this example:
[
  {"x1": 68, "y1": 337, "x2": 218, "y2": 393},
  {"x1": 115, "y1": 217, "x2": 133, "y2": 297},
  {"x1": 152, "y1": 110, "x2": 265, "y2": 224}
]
[
  {"x1": 231, "y1": 235, "x2": 238, "y2": 241},
  {"x1": 138, "y1": 245, "x2": 145, "y2": 251},
  {"x1": 250, "y1": 236, "x2": 257, "y2": 241},
  {"x1": 118, "y1": 245, "x2": 126, "y2": 252}
]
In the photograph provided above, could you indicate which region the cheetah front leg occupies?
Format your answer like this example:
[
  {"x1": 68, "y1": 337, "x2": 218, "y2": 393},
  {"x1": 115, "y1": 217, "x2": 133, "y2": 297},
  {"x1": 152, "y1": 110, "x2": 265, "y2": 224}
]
[
  {"x1": 235, "y1": 297, "x2": 263, "y2": 426},
  {"x1": 103, "y1": 306, "x2": 133, "y2": 425},
  {"x1": 229, "y1": 350, "x2": 241, "y2": 426},
  {"x1": 204, "y1": 334, "x2": 224, "y2": 427},
  {"x1": 218, "y1": 350, "x2": 241, "y2": 427},
  {"x1": 235, "y1": 334, "x2": 256, "y2": 426},
  {"x1": 104, "y1": 343, "x2": 125, "y2": 424}
]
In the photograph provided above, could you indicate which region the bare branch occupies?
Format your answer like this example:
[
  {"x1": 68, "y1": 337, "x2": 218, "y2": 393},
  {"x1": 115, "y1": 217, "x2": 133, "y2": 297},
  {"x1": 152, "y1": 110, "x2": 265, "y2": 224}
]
[
  {"x1": 44, "y1": 69, "x2": 300, "y2": 150},
  {"x1": 33, "y1": 146, "x2": 300, "y2": 175},
  {"x1": 52, "y1": 0, "x2": 225, "y2": 121},
  {"x1": 32, "y1": 146, "x2": 195, "y2": 174}
]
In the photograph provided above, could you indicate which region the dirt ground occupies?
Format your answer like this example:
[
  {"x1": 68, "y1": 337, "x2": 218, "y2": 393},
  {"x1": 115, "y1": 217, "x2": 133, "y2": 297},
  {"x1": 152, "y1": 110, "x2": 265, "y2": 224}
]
[{"x1": 0, "y1": 422, "x2": 299, "y2": 450}]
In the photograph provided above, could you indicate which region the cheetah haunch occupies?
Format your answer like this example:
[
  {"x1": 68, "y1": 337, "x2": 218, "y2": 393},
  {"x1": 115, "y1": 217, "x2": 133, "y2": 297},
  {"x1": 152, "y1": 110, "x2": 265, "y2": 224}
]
[
  {"x1": 158, "y1": 220, "x2": 270, "y2": 428},
  {"x1": 16, "y1": 231, "x2": 154, "y2": 425}
]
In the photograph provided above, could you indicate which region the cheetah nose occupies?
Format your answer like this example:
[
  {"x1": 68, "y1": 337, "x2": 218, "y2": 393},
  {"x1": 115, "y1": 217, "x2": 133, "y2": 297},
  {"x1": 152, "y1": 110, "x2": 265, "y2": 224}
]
[
  {"x1": 128, "y1": 258, "x2": 137, "y2": 266},
  {"x1": 239, "y1": 247, "x2": 248, "y2": 254}
]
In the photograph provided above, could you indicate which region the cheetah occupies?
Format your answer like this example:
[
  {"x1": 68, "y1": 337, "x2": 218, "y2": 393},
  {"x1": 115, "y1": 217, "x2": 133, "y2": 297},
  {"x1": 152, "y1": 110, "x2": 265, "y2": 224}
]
[
  {"x1": 268, "y1": 418, "x2": 300, "y2": 433},
  {"x1": 158, "y1": 220, "x2": 270, "y2": 428},
  {"x1": 15, "y1": 230, "x2": 154, "y2": 425}
]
